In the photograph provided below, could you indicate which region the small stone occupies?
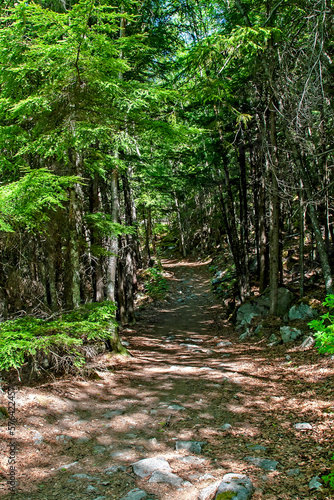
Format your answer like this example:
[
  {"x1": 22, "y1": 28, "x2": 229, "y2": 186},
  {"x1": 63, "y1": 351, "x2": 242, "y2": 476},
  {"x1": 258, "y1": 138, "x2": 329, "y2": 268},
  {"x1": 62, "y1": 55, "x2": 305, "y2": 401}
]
[
  {"x1": 285, "y1": 355, "x2": 291, "y2": 360},
  {"x1": 309, "y1": 476, "x2": 322, "y2": 491},
  {"x1": 168, "y1": 404, "x2": 185, "y2": 410},
  {"x1": 104, "y1": 465, "x2": 126, "y2": 475},
  {"x1": 175, "y1": 440, "x2": 205, "y2": 454},
  {"x1": 269, "y1": 334, "x2": 277, "y2": 343},
  {"x1": 33, "y1": 431, "x2": 44, "y2": 445},
  {"x1": 56, "y1": 461, "x2": 79, "y2": 471},
  {"x1": 239, "y1": 330, "x2": 250, "y2": 341},
  {"x1": 178, "y1": 456, "x2": 206, "y2": 464},
  {"x1": 121, "y1": 488, "x2": 148, "y2": 500},
  {"x1": 56, "y1": 434, "x2": 71, "y2": 443},
  {"x1": 220, "y1": 423, "x2": 232, "y2": 430},
  {"x1": 217, "y1": 341, "x2": 233, "y2": 347},
  {"x1": 287, "y1": 468, "x2": 300, "y2": 477},
  {"x1": 294, "y1": 423, "x2": 313, "y2": 431},
  {"x1": 102, "y1": 410, "x2": 123, "y2": 418},
  {"x1": 71, "y1": 474, "x2": 96, "y2": 480},
  {"x1": 215, "y1": 473, "x2": 253, "y2": 500},
  {"x1": 244, "y1": 456, "x2": 278, "y2": 471},
  {"x1": 77, "y1": 436, "x2": 90, "y2": 444},
  {"x1": 299, "y1": 336, "x2": 315, "y2": 350},
  {"x1": 148, "y1": 470, "x2": 185, "y2": 487},
  {"x1": 132, "y1": 457, "x2": 171, "y2": 478},
  {"x1": 87, "y1": 485, "x2": 98, "y2": 493},
  {"x1": 92, "y1": 497, "x2": 106, "y2": 500}
]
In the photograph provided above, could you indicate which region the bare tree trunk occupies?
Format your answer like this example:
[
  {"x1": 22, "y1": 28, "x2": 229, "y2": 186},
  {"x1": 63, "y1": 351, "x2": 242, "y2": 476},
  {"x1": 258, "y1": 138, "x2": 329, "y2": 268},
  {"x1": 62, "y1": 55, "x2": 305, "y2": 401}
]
[
  {"x1": 106, "y1": 165, "x2": 119, "y2": 302},
  {"x1": 269, "y1": 106, "x2": 280, "y2": 315},
  {"x1": 174, "y1": 191, "x2": 186, "y2": 257},
  {"x1": 299, "y1": 181, "x2": 305, "y2": 298}
]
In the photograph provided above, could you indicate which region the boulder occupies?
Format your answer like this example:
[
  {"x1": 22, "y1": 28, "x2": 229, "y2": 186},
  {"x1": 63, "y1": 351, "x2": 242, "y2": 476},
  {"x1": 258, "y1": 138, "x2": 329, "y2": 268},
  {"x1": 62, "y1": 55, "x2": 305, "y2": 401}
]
[
  {"x1": 236, "y1": 288, "x2": 294, "y2": 325},
  {"x1": 280, "y1": 326, "x2": 302, "y2": 343},
  {"x1": 288, "y1": 304, "x2": 317, "y2": 321},
  {"x1": 215, "y1": 474, "x2": 253, "y2": 500},
  {"x1": 198, "y1": 481, "x2": 221, "y2": 500},
  {"x1": 276, "y1": 288, "x2": 294, "y2": 315}
]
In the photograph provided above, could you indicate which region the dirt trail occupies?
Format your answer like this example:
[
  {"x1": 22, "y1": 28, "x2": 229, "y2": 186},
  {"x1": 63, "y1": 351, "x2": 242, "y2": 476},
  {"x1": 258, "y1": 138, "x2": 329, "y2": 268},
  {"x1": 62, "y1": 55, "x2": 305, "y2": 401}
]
[{"x1": 0, "y1": 260, "x2": 333, "y2": 499}]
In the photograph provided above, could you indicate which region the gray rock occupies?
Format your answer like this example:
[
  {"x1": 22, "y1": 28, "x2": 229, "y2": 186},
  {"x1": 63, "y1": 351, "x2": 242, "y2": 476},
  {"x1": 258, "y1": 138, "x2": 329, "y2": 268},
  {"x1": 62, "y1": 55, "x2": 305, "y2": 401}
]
[
  {"x1": 309, "y1": 476, "x2": 322, "y2": 490},
  {"x1": 56, "y1": 461, "x2": 79, "y2": 471},
  {"x1": 178, "y1": 456, "x2": 206, "y2": 464},
  {"x1": 280, "y1": 326, "x2": 302, "y2": 343},
  {"x1": 175, "y1": 440, "x2": 205, "y2": 454},
  {"x1": 102, "y1": 410, "x2": 124, "y2": 418},
  {"x1": 269, "y1": 334, "x2": 277, "y2": 343},
  {"x1": 220, "y1": 423, "x2": 232, "y2": 430},
  {"x1": 121, "y1": 489, "x2": 148, "y2": 500},
  {"x1": 110, "y1": 449, "x2": 133, "y2": 460},
  {"x1": 92, "y1": 497, "x2": 106, "y2": 500},
  {"x1": 33, "y1": 431, "x2": 44, "y2": 445},
  {"x1": 237, "y1": 303, "x2": 262, "y2": 325},
  {"x1": 215, "y1": 474, "x2": 253, "y2": 500},
  {"x1": 294, "y1": 422, "x2": 313, "y2": 431},
  {"x1": 168, "y1": 404, "x2": 185, "y2": 410},
  {"x1": 77, "y1": 436, "x2": 90, "y2": 444},
  {"x1": 148, "y1": 470, "x2": 186, "y2": 487},
  {"x1": 276, "y1": 288, "x2": 294, "y2": 315},
  {"x1": 56, "y1": 434, "x2": 71, "y2": 443},
  {"x1": 287, "y1": 468, "x2": 300, "y2": 477},
  {"x1": 104, "y1": 465, "x2": 126, "y2": 475},
  {"x1": 239, "y1": 329, "x2": 250, "y2": 340},
  {"x1": 87, "y1": 485, "x2": 98, "y2": 493},
  {"x1": 289, "y1": 304, "x2": 317, "y2": 321},
  {"x1": 70, "y1": 473, "x2": 97, "y2": 480},
  {"x1": 198, "y1": 481, "x2": 221, "y2": 500},
  {"x1": 132, "y1": 457, "x2": 171, "y2": 478},
  {"x1": 244, "y1": 456, "x2": 278, "y2": 471},
  {"x1": 217, "y1": 341, "x2": 233, "y2": 347},
  {"x1": 299, "y1": 336, "x2": 315, "y2": 350}
]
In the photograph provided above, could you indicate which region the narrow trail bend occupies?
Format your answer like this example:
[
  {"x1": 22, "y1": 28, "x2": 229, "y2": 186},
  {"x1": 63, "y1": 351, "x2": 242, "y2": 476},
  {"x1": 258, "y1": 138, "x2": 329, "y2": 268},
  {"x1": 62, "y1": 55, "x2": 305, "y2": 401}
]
[{"x1": 2, "y1": 260, "x2": 333, "y2": 500}]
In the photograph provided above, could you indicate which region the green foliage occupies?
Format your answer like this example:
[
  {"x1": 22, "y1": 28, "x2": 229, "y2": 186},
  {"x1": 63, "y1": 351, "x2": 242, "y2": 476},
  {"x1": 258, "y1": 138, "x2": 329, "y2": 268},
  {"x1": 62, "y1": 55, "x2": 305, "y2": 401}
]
[
  {"x1": 0, "y1": 168, "x2": 80, "y2": 232},
  {"x1": 0, "y1": 301, "x2": 119, "y2": 373},
  {"x1": 322, "y1": 453, "x2": 334, "y2": 490},
  {"x1": 144, "y1": 266, "x2": 169, "y2": 300},
  {"x1": 309, "y1": 295, "x2": 334, "y2": 354}
]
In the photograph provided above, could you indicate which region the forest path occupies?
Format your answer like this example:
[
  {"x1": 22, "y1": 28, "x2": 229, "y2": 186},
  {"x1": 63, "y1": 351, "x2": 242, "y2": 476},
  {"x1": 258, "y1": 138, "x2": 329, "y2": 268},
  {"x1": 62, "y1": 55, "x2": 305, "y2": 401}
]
[{"x1": 1, "y1": 260, "x2": 333, "y2": 500}]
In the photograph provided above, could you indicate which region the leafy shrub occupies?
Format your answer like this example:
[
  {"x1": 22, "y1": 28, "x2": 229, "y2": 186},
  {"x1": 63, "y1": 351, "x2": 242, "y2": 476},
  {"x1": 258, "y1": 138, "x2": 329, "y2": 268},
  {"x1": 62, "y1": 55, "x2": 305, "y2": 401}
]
[
  {"x1": 0, "y1": 301, "x2": 124, "y2": 375},
  {"x1": 322, "y1": 453, "x2": 334, "y2": 490},
  {"x1": 144, "y1": 266, "x2": 169, "y2": 300},
  {"x1": 309, "y1": 295, "x2": 334, "y2": 354}
]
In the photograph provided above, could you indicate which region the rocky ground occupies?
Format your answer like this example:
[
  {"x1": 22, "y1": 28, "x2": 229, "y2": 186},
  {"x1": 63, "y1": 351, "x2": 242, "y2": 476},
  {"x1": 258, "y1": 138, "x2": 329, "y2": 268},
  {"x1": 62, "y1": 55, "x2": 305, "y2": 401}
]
[{"x1": 0, "y1": 259, "x2": 333, "y2": 499}]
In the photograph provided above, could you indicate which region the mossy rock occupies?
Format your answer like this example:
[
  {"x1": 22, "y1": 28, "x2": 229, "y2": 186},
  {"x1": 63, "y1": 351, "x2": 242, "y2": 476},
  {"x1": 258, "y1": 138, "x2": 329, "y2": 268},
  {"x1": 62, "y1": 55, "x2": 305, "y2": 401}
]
[{"x1": 216, "y1": 493, "x2": 237, "y2": 500}]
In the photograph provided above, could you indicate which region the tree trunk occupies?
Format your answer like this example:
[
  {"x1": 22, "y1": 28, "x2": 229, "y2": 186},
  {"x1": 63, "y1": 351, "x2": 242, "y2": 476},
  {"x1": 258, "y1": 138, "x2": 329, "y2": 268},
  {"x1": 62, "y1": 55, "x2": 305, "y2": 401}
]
[
  {"x1": 106, "y1": 165, "x2": 119, "y2": 302},
  {"x1": 269, "y1": 106, "x2": 280, "y2": 315},
  {"x1": 174, "y1": 191, "x2": 186, "y2": 257}
]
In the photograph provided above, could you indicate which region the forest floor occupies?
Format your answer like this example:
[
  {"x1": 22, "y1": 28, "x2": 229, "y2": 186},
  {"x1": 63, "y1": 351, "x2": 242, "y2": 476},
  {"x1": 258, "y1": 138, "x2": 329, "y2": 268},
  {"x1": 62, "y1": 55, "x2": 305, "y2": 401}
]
[{"x1": 0, "y1": 259, "x2": 334, "y2": 500}]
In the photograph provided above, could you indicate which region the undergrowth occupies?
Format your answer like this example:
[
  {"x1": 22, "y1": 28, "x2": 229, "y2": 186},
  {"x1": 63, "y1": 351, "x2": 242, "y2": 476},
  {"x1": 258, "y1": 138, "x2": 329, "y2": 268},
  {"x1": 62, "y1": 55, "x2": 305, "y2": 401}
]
[
  {"x1": 143, "y1": 265, "x2": 169, "y2": 300},
  {"x1": 309, "y1": 294, "x2": 334, "y2": 354},
  {"x1": 0, "y1": 301, "x2": 125, "y2": 377}
]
